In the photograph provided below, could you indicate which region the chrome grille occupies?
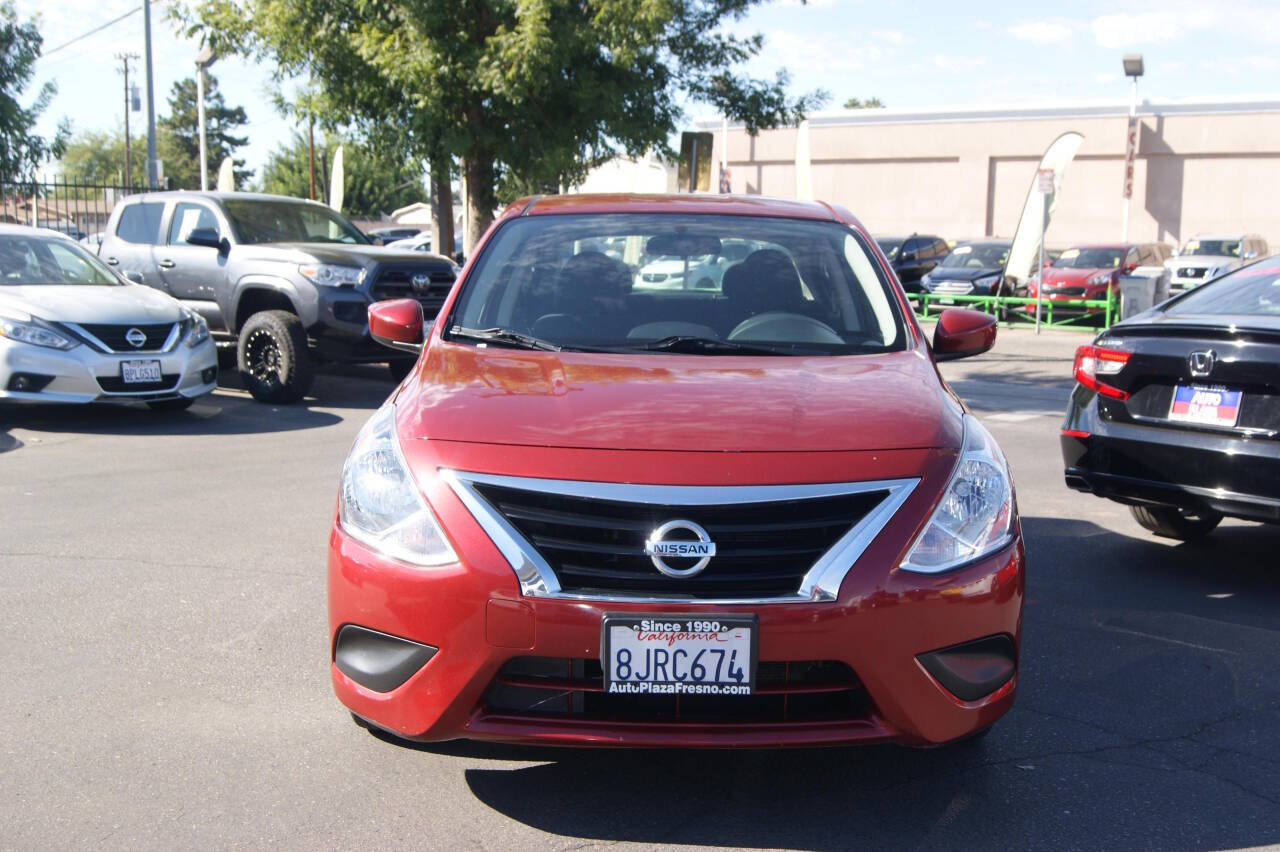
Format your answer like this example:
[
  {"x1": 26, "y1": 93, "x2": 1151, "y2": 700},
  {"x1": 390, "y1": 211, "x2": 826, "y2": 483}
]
[
  {"x1": 930, "y1": 280, "x2": 975, "y2": 295},
  {"x1": 1176, "y1": 267, "x2": 1208, "y2": 279},
  {"x1": 368, "y1": 264, "x2": 456, "y2": 317},
  {"x1": 71, "y1": 322, "x2": 178, "y2": 353},
  {"x1": 446, "y1": 471, "x2": 918, "y2": 603}
]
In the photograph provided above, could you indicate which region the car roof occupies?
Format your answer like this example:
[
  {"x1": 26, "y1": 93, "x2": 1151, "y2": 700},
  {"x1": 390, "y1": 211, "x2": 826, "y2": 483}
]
[
  {"x1": 0, "y1": 223, "x2": 76, "y2": 239},
  {"x1": 1188, "y1": 233, "x2": 1250, "y2": 240},
  {"x1": 520, "y1": 193, "x2": 839, "y2": 221},
  {"x1": 954, "y1": 239, "x2": 1011, "y2": 248},
  {"x1": 1065, "y1": 243, "x2": 1133, "y2": 250},
  {"x1": 114, "y1": 190, "x2": 336, "y2": 207}
]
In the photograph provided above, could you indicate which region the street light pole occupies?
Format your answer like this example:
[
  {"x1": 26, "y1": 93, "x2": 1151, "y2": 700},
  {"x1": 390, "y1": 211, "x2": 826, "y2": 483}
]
[
  {"x1": 195, "y1": 46, "x2": 217, "y2": 192},
  {"x1": 142, "y1": 0, "x2": 159, "y2": 189},
  {"x1": 1119, "y1": 53, "x2": 1144, "y2": 242}
]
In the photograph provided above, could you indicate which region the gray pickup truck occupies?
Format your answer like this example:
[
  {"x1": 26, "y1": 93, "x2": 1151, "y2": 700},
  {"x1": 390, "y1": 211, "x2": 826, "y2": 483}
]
[{"x1": 98, "y1": 191, "x2": 459, "y2": 402}]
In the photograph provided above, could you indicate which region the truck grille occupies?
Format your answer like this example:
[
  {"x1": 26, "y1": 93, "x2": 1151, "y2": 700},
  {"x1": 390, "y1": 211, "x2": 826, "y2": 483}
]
[
  {"x1": 74, "y1": 322, "x2": 177, "y2": 353},
  {"x1": 485, "y1": 657, "x2": 872, "y2": 724},
  {"x1": 458, "y1": 475, "x2": 903, "y2": 601},
  {"x1": 368, "y1": 265, "x2": 456, "y2": 317},
  {"x1": 1176, "y1": 267, "x2": 1208, "y2": 279}
]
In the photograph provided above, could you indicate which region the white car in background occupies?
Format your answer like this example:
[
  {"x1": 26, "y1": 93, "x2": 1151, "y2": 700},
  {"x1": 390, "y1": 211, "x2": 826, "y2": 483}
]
[
  {"x1": 1165, "y1": 233, "x2": 1269, "y2": 292},
  {"x1": 0, "y1": 225, "x2": 218, "y2": 410}
]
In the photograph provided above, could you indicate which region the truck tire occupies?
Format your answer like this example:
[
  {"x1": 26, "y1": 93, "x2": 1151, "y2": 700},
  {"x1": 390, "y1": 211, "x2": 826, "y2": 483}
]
[
  {"x1": 1129, "y1": 505, "x2": 1222, "y2": 540},
  {"x1": 237, "y1": 310, "x2": 313, "y2": 403}
]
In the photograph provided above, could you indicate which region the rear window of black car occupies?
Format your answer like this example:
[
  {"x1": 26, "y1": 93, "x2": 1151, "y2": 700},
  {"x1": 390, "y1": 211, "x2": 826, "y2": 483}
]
[
  {"x1": 115, "y1": 202, "x2": 164, "y2": 245},
  {"x1": 1166, "y1": 258, "x2": 1280, "y2": 317}
]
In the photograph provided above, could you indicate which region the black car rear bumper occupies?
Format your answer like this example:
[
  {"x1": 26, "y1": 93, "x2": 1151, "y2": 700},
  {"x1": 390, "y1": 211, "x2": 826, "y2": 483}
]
[{"x1": 1061, "y1": 407, "x2": 1280, "y2": 523}]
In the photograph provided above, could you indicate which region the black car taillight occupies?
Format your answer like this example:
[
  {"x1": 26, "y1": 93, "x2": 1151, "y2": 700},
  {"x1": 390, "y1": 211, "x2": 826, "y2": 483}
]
[{"x1": 1073, "y1": 344, "x2": 1131, "y2": 400}]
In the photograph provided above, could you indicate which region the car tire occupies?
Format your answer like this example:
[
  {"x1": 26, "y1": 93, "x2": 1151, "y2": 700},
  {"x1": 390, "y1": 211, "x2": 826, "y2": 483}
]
[
  {"x1": 146, "y1": 397, "x2": 195, "y2": 412},
  {"x1": 387, "y1": 358, "x2": 417, "y2": 383},
  {"x1": 1129, "y1": 505, "x2": 1222, "y2": 540},
  {"x1": 237, "y1": 310, "x2": 313, "y2": 404}
]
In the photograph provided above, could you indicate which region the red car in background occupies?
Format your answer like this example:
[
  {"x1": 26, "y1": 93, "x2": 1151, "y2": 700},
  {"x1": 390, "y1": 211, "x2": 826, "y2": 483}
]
[
  {"x1": 1026, "y1": 242, "x2": 1171, "y2": 313},
  {"x1": 328, "y1": 194, "x2": 1023, "y2": 749}
]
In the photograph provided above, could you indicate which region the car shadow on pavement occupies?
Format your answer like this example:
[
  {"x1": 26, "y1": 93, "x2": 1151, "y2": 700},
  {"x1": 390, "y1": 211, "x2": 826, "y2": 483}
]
[
  {"x1": 0, "y1": 364, "x2": 399, "y2": 444},
  {"x1": 359, "y1": 514, "x2": 1280, "y2": 849}
]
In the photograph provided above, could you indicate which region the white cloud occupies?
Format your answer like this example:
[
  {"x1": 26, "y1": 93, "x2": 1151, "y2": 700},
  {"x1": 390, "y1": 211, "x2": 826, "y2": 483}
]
[
  {"x1": 932, "y1": 54, "x2": 988, "y2": 72},
  {"x1": 1091, "y1": 9, "x2": 1218, "y2": 49},
  {"x1": 1008, "y1": 19, "x2": 1075, "y2": 44},
  {"x1": 872, "y1": 29, "x2": 913, "y2": 46}
]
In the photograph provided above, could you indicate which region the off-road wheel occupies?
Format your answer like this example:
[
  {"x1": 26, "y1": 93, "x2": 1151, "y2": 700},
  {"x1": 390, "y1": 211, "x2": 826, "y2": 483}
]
[
  {"x1": 1129, "y1": 505, "x2": 1222, "y2": 540},
  {"x1": 237, "y1": 310, "x2": 313, "y2": 404}
]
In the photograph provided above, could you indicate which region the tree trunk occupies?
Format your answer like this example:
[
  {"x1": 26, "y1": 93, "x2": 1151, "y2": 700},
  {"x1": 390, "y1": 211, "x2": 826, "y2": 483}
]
[
  {"x1": 462, "y1": 154, "x2": 496, "y2": 256},
  {"x1": 429, "y1": 162, "x2": 454, "y2": 260}
]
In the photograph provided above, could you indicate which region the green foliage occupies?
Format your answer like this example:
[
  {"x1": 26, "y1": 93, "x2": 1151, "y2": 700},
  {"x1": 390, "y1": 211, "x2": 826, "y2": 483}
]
[
  {"x1": 57, "y1": 130, "x2": 146, "y2": 187},
  {"x1": 182, "y1": 0, "x2": 826, "y2": 238},
  {"x1": 260, "y1": 132, "x2": 425, "y2": 217},
  {"x1": 158, "y1": 72, "x2": 252, "y2": 189},
  {"x1": 843, "y1": 96, "x2": 885, "y2": 109},
  {"x1": 0, "y1": 1, "x2": 69, "y2": 184}
]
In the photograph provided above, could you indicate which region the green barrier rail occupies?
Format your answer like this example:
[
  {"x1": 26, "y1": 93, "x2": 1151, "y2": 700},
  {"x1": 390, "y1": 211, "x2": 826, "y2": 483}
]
[{"x1": 908, "y1": 291, "x2": 1116, "y2": 330}]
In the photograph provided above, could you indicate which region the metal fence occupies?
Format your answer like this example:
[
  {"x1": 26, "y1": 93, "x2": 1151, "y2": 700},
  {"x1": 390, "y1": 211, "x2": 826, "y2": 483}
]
[
  {"x1": 0, "y1": 178, "x2": 138, "y2": 242},
  {"x1": 909, "y1": 291, "x2": 1117, "y2": 331}
]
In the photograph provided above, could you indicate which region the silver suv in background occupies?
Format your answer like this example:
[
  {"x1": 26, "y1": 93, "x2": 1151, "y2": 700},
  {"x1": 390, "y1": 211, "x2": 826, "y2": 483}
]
[
  {"x1": 97, "y1": 192, "x2": 459, "y2": 403},
  {"x1": 1165, "y1": 233, "x2": 1269, "y2": 292}
]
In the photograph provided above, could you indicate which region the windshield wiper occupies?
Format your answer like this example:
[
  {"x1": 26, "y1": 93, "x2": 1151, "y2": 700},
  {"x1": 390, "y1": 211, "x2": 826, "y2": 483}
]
[
  {"x1": 449, "y1": 326, "x2": 563, "y2": 351},
  {"x1": 633, "y1": 336, "x2": 797, "y2": 355}
]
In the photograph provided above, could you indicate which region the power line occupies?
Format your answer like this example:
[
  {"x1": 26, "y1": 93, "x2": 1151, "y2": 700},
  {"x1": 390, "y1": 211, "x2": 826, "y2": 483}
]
[{"x1": 42, "y1": 6, "x2": 142, "y2": 57}]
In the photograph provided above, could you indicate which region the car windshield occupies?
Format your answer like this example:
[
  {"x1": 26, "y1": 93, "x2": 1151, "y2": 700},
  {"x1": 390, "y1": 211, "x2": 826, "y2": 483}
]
[
  {"x1": 1053, "y1": 248, "x2": 1124, "y2": 269},
  {"x1": 1180, "y1": 238, "x2": 1241, "y2": 258},
  {"x1": 222, "y1": 200, "x2": 370, "y2": 245},
  {"x1": 447, "y1": 213, "x2": 904, "y2": 355},
  {"x1": 1166, "y1": 258, "x2": 1280, "y2": 317},
  {"x1": 876, "y1": 239, "x2": 902, "y2": 260},
  {"x1": 0, "y1": 233, "x2": 122, "y2": 286},
  {"x1": 940, "y1": 243, "x2": 1009, "y2": 269}
]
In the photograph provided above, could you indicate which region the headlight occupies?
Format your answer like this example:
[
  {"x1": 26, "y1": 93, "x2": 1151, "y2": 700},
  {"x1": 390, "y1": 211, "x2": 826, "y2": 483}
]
[
  {"x1": 0, "y1": 315, "x2": 78, "y2": 350},
  {"x1": 183, "y1": 310, "x2": 210, "y2": 347},
  {"x1": 975, "y1": 273, "x2": 1000, "y2": 292},
  {"x1": 299, "y1": 264, "x2": 365, "y2": 287},
  {"x1": 901, "y1": 416, "x2": 1014, "y2": 574},
  {"x1": 339, "y1": 402, "x2": 457, "y2": 567},
  {"x1": 1088, "y1": 273, "x2": 1112, "y2": 286}
]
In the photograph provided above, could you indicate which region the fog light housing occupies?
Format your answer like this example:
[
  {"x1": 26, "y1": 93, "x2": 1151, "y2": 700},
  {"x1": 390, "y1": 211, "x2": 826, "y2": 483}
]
[
  {"x1": 917, "y1": 634, "x2": 1016, "y2": 702},
  {"x1": 333, "y1": 625, "x2": 438, "y2": 693},
  {"x1": 6, "y1": 373, "x2": 55, "y2": 393},
  {"x1": 201, "y1": 366, "x2": 217, "y2": 384}
]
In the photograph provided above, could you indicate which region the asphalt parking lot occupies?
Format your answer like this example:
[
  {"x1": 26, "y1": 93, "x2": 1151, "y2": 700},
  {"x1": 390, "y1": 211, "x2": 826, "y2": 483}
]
[{"x1": 2, "y1": 328, "x2": 1278, "y2": 849}]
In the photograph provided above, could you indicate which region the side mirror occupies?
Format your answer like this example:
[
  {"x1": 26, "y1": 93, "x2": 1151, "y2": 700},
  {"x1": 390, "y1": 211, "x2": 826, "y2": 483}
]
[
  {"x1": 933, "y1": 308, "x2": 996, "y2": 361},
  {"x1": 185, "y1": 228, "x2": 226, "y2": 252},
  {"x1": 124, "y1": 271, "x2": 144, "y2": 284},
  {"x1": 1124, "y1": 261, "x2": 1139, "y2": 273},
  {"x1": 900, "y1": 249, "x2": 917, "y2": 262},
  {"x1": 369, "y1": 298, "x2": 426, "y2": 354}
]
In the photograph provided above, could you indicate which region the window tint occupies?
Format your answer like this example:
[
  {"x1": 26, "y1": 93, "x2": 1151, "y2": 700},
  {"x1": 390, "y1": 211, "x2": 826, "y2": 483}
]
[
  {"x1": 222, "y1": 199, "x2": 368, "y2": 245},
  {"x1": 114, "y1": 202, "x2": 164, "y2": 245},
  {"x1": 930, "y1": 239, "x2": 948, "y2": 258},
  {"x1": 168, "y1": 202, "x2": 221, "y2": 245},
  {"x1": 1167, "y1": 258, "x2": 1280, "y2": 316},
  {"x1": 0, "y1": 235, "x2": 120, "y2": 286},
  {"x1": 902, "y1": 238, "x2": 924, "y2": 257}
]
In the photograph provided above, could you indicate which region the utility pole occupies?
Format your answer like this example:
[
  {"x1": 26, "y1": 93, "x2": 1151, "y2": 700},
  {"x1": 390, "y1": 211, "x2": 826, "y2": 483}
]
[
  {"x1": 116, "y1": 53, "x2": 139, "y2": 189},
  {"x1": 142, "y1": 0, "x2": 159, "y2": 188},
  {"x1": 307, "y1": 115, "x2": 316, "y2": 201}
]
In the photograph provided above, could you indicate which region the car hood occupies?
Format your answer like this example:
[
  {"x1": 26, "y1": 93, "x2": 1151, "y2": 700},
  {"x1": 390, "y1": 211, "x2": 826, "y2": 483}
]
[
  {"x1": 236, "y1": 242, "x2": 455, "y2": 267},
  {"x1": 396, "y1": 343, "x2": 963, "y2": 453},
  {"x1": 930, "y1": 266, "x2": 999, "y2": 282},
  {"x1": 0, "y1": 284, "x2": 183, "y2": 324},
  {"x1": 1165, "y1": 256, "x2": 1235, "y2": 269},
  {"x1": 1041, "y1": 268, "x2": 1109, "y2": 286}
]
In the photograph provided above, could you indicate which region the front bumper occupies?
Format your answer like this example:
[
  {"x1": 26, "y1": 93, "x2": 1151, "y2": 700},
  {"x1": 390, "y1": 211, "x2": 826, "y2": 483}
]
[
  {"x1": 1062, "y1": 388, "x2": 1280, "y2": 522},
  {"x1": 329, "y1": 500, "x2": 1025, "y2": 748},
  {"x1": 0, "y1": 336, "x2": 218, "y2": 404}
]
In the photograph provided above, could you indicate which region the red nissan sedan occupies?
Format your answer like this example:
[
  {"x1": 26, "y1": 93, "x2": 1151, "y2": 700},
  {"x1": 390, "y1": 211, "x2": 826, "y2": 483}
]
[{"x1": 329, "y1": 194, "x2": 1024, "y2": 748}]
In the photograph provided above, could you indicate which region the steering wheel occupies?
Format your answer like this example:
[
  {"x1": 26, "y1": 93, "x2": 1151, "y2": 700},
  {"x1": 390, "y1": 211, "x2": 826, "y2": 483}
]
[{"x1": 727, "y1": 312, "x2": 844, "y2": 344}]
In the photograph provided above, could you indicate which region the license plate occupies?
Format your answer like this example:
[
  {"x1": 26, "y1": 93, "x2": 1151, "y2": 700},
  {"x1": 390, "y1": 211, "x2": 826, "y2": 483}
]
[
  {"x1": 121, "y1": 360, "x2": 163, "y2": 384},
  {"x1": 602, "y1": 614, "x2": 756, "y2": 695},
  {"x1": 1169, "y1": 384, "x2": 1241, "y2": 428}
]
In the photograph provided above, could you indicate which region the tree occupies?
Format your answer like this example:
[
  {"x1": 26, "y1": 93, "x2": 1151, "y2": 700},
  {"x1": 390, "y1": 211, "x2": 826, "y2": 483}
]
[
  {"x1": 57, "y1": 130, "x2": 147, "y2": 186},
  {"x1": 157, "y1": 72, "x2": 251, "y2": 189},
  {"x1": 260, "y1": 131, "x2": 425, "y2": 218},
  {"x1": 843, "y1": 96, "x2": 885, "y2": 109},
  {"x1": 184, "y1": 0, "x2": 825, "y2": 246},
  {"x1": 0, "y1": 1, "x2": 69, "y2": 184}
]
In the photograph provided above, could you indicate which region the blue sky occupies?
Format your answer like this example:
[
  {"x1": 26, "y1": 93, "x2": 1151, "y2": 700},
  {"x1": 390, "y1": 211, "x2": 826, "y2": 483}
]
[{"x1": 19, "y1": 0, "x2": 1280, "y2": 182}]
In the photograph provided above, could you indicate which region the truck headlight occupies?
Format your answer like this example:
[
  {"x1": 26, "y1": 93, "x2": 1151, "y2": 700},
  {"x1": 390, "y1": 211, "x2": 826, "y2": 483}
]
[
  {"x1": 339, "y1": 402, "x2": 457, "y2": 567},
  {"x1": 901, "y1": 416, "x2": 1014, "y2": 574},
  {"x1": 299, "y1": 264, "x2": 365, "y2": 287},
  {"x1": 0, "y1": 314, "x2": 78, "y2": 350}
]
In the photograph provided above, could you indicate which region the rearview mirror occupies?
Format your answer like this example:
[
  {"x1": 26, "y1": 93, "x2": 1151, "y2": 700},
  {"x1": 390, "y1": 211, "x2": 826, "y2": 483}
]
[
  {"x1": 369, "y1": 298, "x2": 426, "y2": 354},
  {"x1": 933, "y1": 308, "x2": 996, "y2": 361},
  {"x1": 185, "y1": 227, "x2": 226, "y2": 252}
]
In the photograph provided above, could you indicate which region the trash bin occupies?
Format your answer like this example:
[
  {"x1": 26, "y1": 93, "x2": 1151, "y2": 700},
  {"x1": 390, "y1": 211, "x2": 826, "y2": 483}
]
[{"x1": 1118, "y1": 272, "x2": 1162, "y2": 319}]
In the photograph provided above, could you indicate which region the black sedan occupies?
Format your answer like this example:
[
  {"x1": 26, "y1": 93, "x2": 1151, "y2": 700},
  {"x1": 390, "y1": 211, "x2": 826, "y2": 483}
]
[
  {"x1": 921, "y1": 240, "x2": 1010, "y2": 298},
  {"x1": 1061, "y1": 254, "x2": 1280, "y2": 539},
  {"x1": 875, "y1": 234, "x2": 948, "y2": 292}
]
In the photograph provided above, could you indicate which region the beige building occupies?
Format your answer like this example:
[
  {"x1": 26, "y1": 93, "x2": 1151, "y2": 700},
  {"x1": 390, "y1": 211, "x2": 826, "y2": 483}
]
[{"x1": 695, "y1": 96, "x2": 1280, "y2": 249}]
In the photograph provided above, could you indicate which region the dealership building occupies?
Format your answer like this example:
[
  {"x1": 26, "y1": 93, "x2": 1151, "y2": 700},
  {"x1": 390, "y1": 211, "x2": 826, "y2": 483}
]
[{"x1": 694, "y1": 95, "x2": 1280, "y2": 249}]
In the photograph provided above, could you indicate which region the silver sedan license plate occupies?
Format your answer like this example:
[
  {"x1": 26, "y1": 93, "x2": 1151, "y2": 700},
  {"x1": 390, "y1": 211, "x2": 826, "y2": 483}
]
[
  {"x1": 601, "y1": 614, "x2": 756, "y2": 695},
  {"x1": 121, "y1": 360, "x2": 163, "y2": 384}
]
